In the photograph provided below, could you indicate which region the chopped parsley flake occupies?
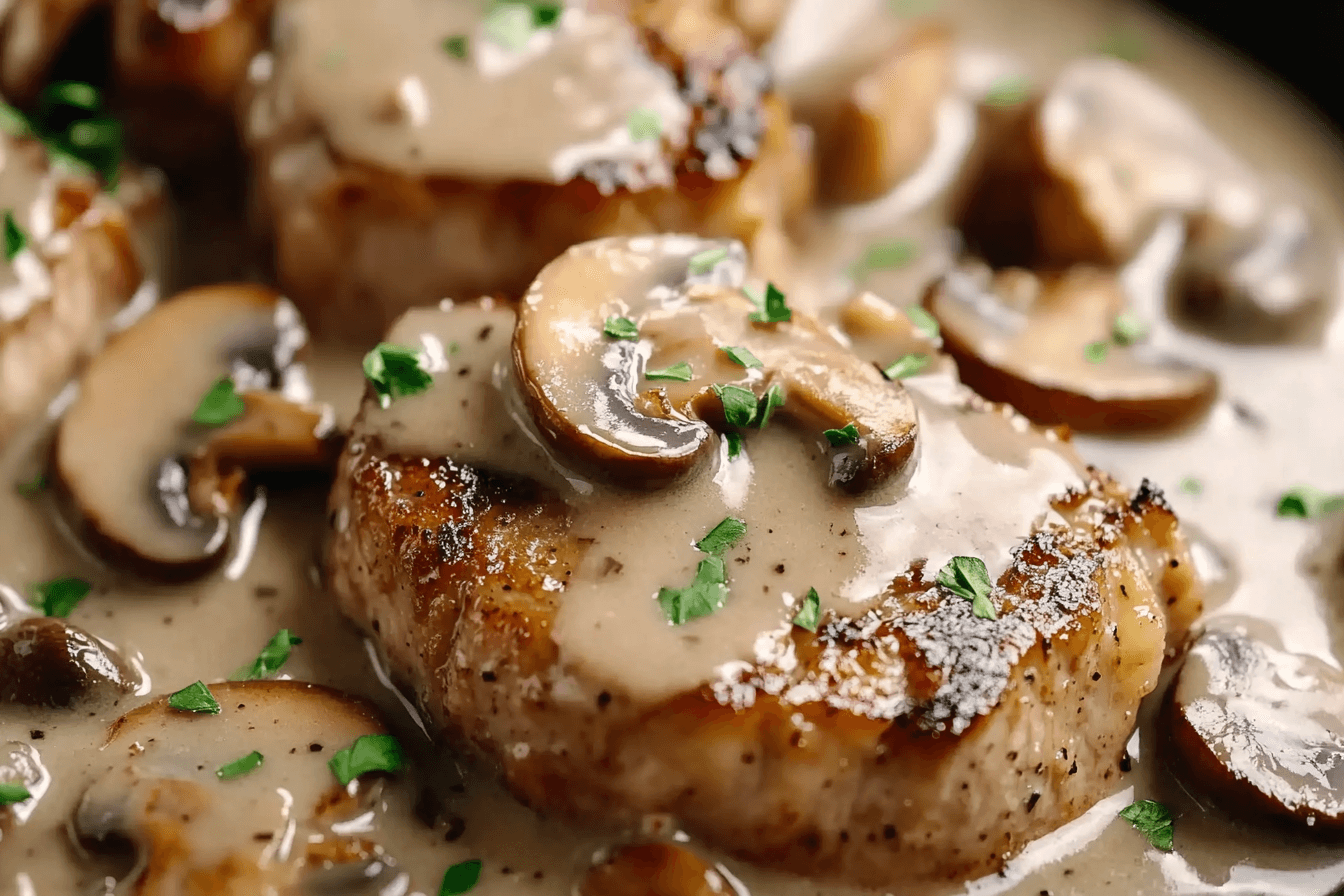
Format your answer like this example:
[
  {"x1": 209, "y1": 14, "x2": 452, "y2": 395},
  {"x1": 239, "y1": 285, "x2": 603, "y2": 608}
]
[
  {"x1": 688, "y1": 246, "x2": 728, "y2": 275},
  {"x1": 168, "y1": 681, "x2": 221, "y2": 715},
  {"x1": 15, "y1": 472, "x2": 45, "y2": 497},
  {"x1": 627, "y1": 107, "x2": 661, "y2": 142},
  {"x1": 725, "y1": 431, "x2": 744, "y2": 459},
  {"x1": 658, "y1": 556, "x2": 729, "y2": 625},
  {"x1": 603, "y1": 315, "x2": 639, "y2": 340},
  {"x1": 4, "y1": 211, "x2": 26, "y2": 261},
  {"x1": 1119, "y1": 799, "x2": 1174, "y2": 851},
  {"x1": 883, "y1": 353, "x2": 930, "y2": 380},
  {"x1": 482, "y1": 2, "x2": 535, "y2": 50},
  {"x1": 232, "y1": 629, "x2": 302, "y2": 681},
  {"x1": 714, "y1": 384, "x2": 758, "y2": 428},
  {"x1": 824, "y1": 423, "x2": 860, "y2": 447},
  {"x1": 363, "y1": 343, "x2": 433, "y2": 406},
  {"x1": 695, "y1": 517, "x2": 747, "y2": 554},
  {"x1": 755, "y1": 384, "x2": 785, "y2": 428},
  {"x1": 31, "y1": 577, "x2": 90, "y2": 618},
  {"x1": 1098, "y1": 26, "x2": 1147, "y2": 62},
  {"x1": 792, "y1": 587, "x2": 821, "y2": 632},
  {"x1": 721, "y1": 345, "x2": 762, "y2": 368},
  {"x1": 216, "y1": 751, "x2": 264, "y2": 781},
  {"x1": 645, "y1": 361, "x2": 693, "y2": 382},
  {"x1": 850, "y1": 239, "x2": 915, "y2": 278},
  {"x1": 935, "y1": 556, "x2": 996, "y2": 620},
  {"x1": 0, "y1": 103, "x2": 29, "y2": 138},
  {"x1": 1084, "y1": 340, "x2": 1110, "y2": 363},
  {"x1": 905, "y1": 306, "x2": 940, "y2": 340},
  {"x1": 442, "y1": 35, "x2": 469, "y2": 58},
  {"x1": 1277, "y1": 486, "x2": 1344, "y2": 519},
  {"x1": 1111, "y1": 311, "x2": 1148, "y2": 345},
  {"x1": 192, "y1": 377, "x2": 246, "y2": 427},
  {"x1": 329, "y1": 733, "x2": 407, "y2": 786},
  {"x1": 0, "y1": 783, "x2": 31, "y2": 805},
  {"x1": 1179, "y1": 477, "x2": 1203, "y2": 496},
  {"x1": 440, "y1": 859, "x2": 483, "y2": 895},
  {"x1": 748, "y1": 283, "x2": 792, "y2": 324},
  {"x1": 34, "y1": 82, "x2": 122, "y2": 186},
  {"x1": 984, "y1": 74, "x2": 1031, "y2": 107}
]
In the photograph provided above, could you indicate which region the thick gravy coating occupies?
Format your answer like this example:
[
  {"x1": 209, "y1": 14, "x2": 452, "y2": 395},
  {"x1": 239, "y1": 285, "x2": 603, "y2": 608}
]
[{"x1": 4, "y1": 0, "x2": 1344, "y2": 895}]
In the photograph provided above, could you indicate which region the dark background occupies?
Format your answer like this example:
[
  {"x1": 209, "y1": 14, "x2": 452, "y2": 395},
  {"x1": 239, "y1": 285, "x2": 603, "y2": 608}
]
[{"x1": 1154, "y1": 1, "x2": 1344, "y2": 132}]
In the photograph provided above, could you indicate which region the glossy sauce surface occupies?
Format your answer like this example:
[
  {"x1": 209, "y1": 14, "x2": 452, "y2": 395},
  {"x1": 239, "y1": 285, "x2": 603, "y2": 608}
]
[{"x1": 5, "y1": 0, "x2": 1344, "y2": 895}]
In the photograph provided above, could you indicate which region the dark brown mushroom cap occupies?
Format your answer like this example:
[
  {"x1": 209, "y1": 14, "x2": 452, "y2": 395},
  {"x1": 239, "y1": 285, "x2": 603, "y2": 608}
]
[
  {"x1": 925, "y1": 263, "x2": 1216, "y2": 432},
  {"x1": 0, "y1": 617, "x2": 139, "y2": 708},
  {"x1": 513, "y1": 234, "x2": 918, "y2": 491},
  {"x1": 53, "y1": 284, "x2": 337, "y2": 581},
  {"x1": 1166, "y1": 628, "x2": 1344, "y2": 837}
]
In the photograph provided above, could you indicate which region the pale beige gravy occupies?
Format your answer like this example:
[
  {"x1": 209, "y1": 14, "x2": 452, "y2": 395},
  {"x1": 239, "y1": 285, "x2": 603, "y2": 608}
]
[{"x1": 5, "y1": 0, "x2": 1344, "y2": 894}]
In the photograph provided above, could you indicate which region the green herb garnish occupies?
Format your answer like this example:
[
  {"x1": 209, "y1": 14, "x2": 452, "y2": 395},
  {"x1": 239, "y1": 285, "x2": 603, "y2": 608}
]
[
  {"x1": 217, "y1": 751, "x2": 264, "y2": 781},
  {"x1": 329, "y1": 734, "x2": 407, "y2": 786},
  {"x1": 755, "y1": 384, "x2": 785, "y2": 428},
  {"x1": 725, "y1": 432, "x2": 743, "y2": 459},
  {"x1": 4, "y1": 211, "x2": 26, "y2": 262},
  {"x1": 603, "y1": 315, "x2": 639, "y2": 340},
  {"x1": 695, "y1": 517, "x2": 747, "y2": 554},
  {"x1": 905, "y1": 306, "x2": 940, "y2": 340},
  {"x1": 984, "y1": 74, "x2": 1031, "y2": 107},
  {"x1": 442, "y1": 35, "x2": 469, "y2": 58},
  {"x1": 232, "y1": 629, "x2": 302, "y2": 681},
  {"x1": 1098, "y1": 26, "x2": 1147, "y2": 62},
  {"x1": 646, "y1": 362, "x2": 693, "y2": 382},
  {"x1": 363, "y1": 343, "x2": 433, "y2": 406},
  {"x1": 0, "y1": 103, "x2": 29, "y2": 137},
  {"x1": 1277, "y1": 486, "x2": 1344, "y2": 519},
  {"x1": 1119, "y1": 800, "x2": 1174, "y2": 851},
  {"x1": 883, "y1": 353, "x2": 929, "y2": 380},
  {"x1": 192, "y1": 377, "x2": 246, "y2": 427},
  {"x1": 714, "y1": 384, "x2": 758, "y2": 428},
  {"x1": 31, "y1": 577, "x2": 91, "y2": 618},
  {"x1": 482, "y1": 0, "x2": 561, "y2": 50},
  {"x1": 0, "y1": 783, "x2": 31, "y2": 805},
  {"x1": 688, "y1": 246, "x2": 728, "y2": 275},
  {"x1": 440, "y1": 859, "x2": 483, "y2": 895},
  {"x1": 935, "y1": 556, "x2": 996, "y2": 620},
  {"x1": 721, "y1": 345, "x2": 762, "y2": 368},
  {"x1": 15, "y1": 473, "x2": 45, "y2": 497},
  {"x1": 850, "y1": 239, "x2": 915, "y2": 278},
  {"x1": 824, "y1": 423, "x2": 860, "y2": 447},
  {"x1": 168, "y1": 681, "x2": 221, "y2": 715},
  {"x1": 1084, "y1": 340, "x2": 1110, "y2": 363},
  {"x1": 627, "y1": 108, "x2": 661, "y2": 142},
  {"x1": 1179, "y1": 477, "x2": 1203, "y2": 496},
  {"x1": 748, "y1": 283, "x2": 792, "y2": 324},
  {"x1": 34, "y1": 82, "x2": 122, "y2": 185},
  {"x1": 658, "y1": 556, "x2": 729, "y2": 625},
  {"x1": 1111, "y1": 311, "x2": 1148, "y2": 345},
  {"x1": 792, "y1": 587, "x2": 821, "y2": 632}
]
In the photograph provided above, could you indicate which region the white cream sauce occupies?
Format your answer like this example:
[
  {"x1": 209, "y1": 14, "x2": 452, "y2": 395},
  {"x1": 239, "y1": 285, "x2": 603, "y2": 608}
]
[{"x1": 5, "y1": 0, "x2": 1344, "y2": 895}]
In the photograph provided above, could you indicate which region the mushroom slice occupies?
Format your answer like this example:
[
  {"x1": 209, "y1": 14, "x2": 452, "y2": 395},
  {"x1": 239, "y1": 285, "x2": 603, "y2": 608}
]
[
  {"x1": 925, "y1": 263, "x2": 1216, "y2": 432},
  {"x1": 0, "y1": 616, "x2": 139, "y2": 707},
  {"x1": 0, "y1": 741, "x2": 49, "y2": 838},
  {"x1": 513, "y1": 235, "x2": 918, "y2": 490},
  {"x1": 76, "y1": 680, "x2": 408, "y2": 895},
  {"x1": 53, "y1": 284, "x2": 338, "y2": 580},
  {"x1": 1167, "y1": 628, "x2": 1344, "y2": 835},
  {"x1": 579, "y1": 842, "x2": 737, "y2": 896}
]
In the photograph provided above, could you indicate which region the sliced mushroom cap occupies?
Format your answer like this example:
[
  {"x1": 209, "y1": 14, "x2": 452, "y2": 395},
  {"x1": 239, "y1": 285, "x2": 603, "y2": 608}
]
[
  {"x1": 579, "y1": 842, "x2": 737, "y2": 896},
  {"x1": 1166, "y1": 628, "x2": 1344, "y2": 836},
  {"x1": 53, "y1": 284, "x2": 339, "y2": 580},
  {"x1": 76, "y1": 680, "x2": 407, "y2": 895},
  {"x1": 513, "y1": 235, "x2": 918, "y2": 491},
  {"x1": 925, "y1": 263, "x2": 1216, "y2": 431},
  {"x1": 0, "y1": 616, "x2": 140, "y2": 708}
]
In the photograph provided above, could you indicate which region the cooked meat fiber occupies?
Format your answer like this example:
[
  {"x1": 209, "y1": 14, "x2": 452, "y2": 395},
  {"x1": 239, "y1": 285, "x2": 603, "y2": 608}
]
[
  {"x1": 326, "y1": 238, "x2": 1202, "y2": 887},
  {"x1": 245, "y1": 0, "x2": 811, "y2": 342}
]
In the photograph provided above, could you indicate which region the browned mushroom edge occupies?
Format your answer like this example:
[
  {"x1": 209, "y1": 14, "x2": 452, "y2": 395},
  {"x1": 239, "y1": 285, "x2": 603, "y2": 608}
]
[
  {"x1": 924, "y1": 263, "x2": 1217, "y2": 432},
  {"x1": 51, "y1": 284, "x2": 341, "y2": 581},
  {"x1": 512, "y1": 234, "x2": 918, "y2": 492}
]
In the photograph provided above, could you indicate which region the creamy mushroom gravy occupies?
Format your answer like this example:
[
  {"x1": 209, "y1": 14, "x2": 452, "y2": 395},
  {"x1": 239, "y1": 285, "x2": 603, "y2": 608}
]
[{"x1": 5, "y1": 0, "x2": 1344, "y2": 895}]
